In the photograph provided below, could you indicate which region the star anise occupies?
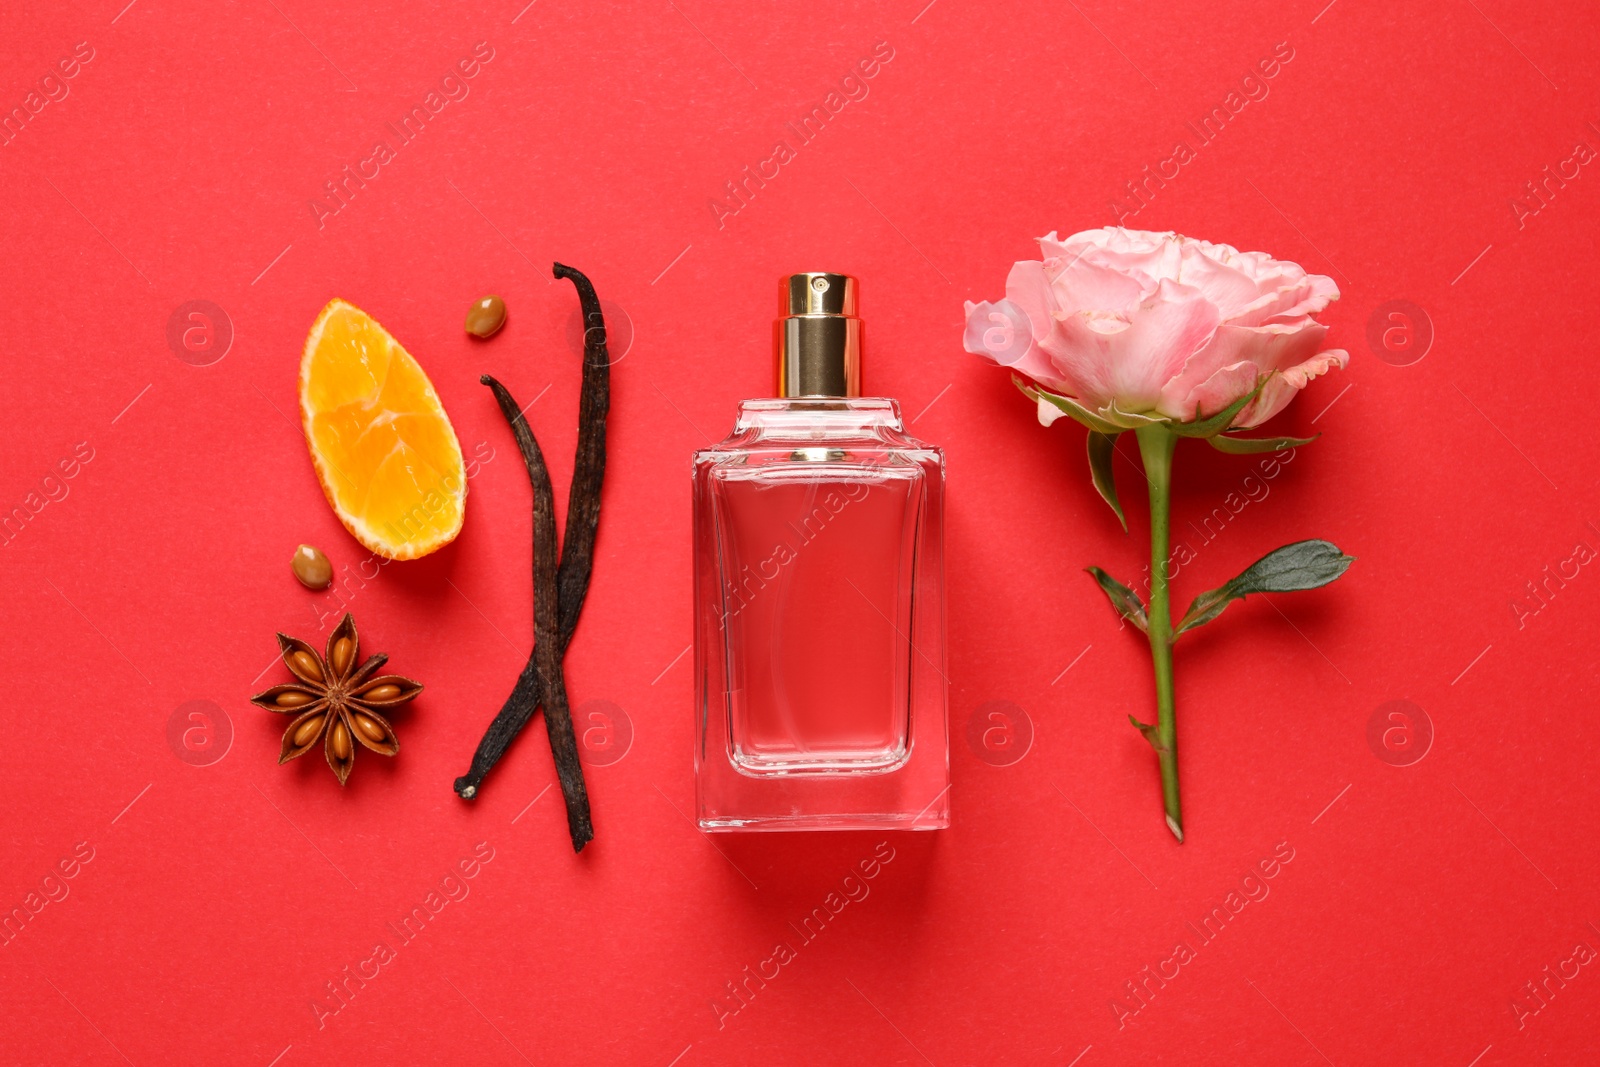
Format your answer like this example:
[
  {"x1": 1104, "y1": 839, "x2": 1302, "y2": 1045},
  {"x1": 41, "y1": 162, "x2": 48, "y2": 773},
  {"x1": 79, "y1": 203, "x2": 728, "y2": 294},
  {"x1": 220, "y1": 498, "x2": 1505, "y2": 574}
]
[{"x1": 250, "y1": 613, "x2": 422, "y2": 785}]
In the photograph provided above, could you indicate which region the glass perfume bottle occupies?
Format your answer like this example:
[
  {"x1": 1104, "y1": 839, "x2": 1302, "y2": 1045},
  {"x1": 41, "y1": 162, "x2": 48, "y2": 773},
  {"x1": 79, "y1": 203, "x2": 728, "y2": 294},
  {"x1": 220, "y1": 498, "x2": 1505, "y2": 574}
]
[{"x1": 693, "y1": 273, "x2": 948, "y2": 831}]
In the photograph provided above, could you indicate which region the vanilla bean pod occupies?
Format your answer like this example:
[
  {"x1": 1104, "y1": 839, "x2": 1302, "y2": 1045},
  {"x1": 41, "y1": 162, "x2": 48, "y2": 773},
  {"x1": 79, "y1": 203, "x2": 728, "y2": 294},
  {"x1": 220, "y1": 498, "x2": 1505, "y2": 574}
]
[
  {"x1": 476, "y1": 375, "x2": 593, "y2": 850},
  {"x1": 453, "y1": 265, "x2": 611, "y2": 848},
  {"x1": 551, "y1": 262, "x2": 610, "y2": 639}
]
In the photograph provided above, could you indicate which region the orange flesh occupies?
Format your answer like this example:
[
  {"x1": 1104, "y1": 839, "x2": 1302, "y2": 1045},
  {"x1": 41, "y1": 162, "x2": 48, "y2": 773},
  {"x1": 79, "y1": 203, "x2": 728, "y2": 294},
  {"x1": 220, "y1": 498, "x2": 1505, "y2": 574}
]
[{"x1": 299, "y1": 299, "x2": 466, "y2": 559}]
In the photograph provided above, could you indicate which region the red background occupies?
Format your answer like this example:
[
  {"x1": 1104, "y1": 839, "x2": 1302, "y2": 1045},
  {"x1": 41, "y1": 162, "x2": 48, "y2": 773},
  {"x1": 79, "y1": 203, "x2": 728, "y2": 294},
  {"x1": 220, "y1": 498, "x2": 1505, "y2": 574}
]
[{"x1": 2, "y1": 1, "x2": 1597, "y2": 1064}]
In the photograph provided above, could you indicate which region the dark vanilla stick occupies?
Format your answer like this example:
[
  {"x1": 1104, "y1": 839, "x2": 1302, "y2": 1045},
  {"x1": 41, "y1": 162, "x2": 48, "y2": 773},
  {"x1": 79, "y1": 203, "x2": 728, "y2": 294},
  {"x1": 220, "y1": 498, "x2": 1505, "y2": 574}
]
[
  {"x1": 453, "y1": 265, "x2": 611, "y2": 851},
  {"x1": 476, "y1": 375, "x2": 593, "y2": 851},
  {"x1": 551, "y1": 262, "x2": 610, "y2": 645}
]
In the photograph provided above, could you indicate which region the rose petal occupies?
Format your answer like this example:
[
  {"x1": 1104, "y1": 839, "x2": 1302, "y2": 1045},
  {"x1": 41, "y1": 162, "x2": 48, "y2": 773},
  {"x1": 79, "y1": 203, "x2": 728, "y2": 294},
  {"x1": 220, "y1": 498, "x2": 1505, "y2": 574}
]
[
  {"x1": 1007, "y1": 260, "x2": 1124, "y2": 402},
  {"x1": 1043, "y1": 253, "x2": 1148, "y2": 316},
  {"x1": 1229, "y1": 273, "x2": 1339, "y2": 327},
  {"x1": 1035, "y1": 393, "x2": 1070, "y2": 427},
  {"x1": 1262, "y1": 272, "x2": 1340, "y2": 323},
  {"x1": 1158, "y1": 320, "x2": 1328, "y2": 421},
  {"x1": 1072, "y1": 228, "x2": 1183, "y2": 287},
  {"x1": 963, "y1": 298, "x2": 1075, "y2": 394},
  {"x1": 1172, "y1": 360, "x2": 1261, "y2": 424},
  {"x1": 1176, "y1": 241, "x2": 1264, "y2": 319},
  {"x1": 1056, "y1": 278, "x2": 1220, "y2": 412},
  {"x1": 1235, "y1": 348, "x2": 1349, "y2": 428},
  {"x1": 1001, "y1": 259, "x2": 1056, "y2": 343},
  {"x1": 963, "y1": 299, "x2": 1034, "y2": 366}
]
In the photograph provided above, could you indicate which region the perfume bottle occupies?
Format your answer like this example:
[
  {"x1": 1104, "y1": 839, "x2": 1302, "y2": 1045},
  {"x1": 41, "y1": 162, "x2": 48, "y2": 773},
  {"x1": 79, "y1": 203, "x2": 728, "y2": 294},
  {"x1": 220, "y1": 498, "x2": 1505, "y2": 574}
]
[{"x1": 693, "y1": 273, "x2": 949, "y2": 831}]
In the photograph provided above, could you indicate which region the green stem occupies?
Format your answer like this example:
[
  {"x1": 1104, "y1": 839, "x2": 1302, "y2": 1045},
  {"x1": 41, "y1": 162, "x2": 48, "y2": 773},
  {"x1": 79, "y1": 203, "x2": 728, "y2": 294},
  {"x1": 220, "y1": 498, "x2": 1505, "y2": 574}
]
[{"x1": 1135, "y1": 424, "x2": 1183, "y2": 843}]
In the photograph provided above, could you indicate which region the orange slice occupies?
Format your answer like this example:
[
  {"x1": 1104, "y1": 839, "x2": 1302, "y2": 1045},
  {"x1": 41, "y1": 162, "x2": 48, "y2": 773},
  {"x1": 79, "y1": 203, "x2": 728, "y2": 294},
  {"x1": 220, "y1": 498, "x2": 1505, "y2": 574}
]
[{"x1": 299, "y1": 299, "x2": 466, "y2": 560}]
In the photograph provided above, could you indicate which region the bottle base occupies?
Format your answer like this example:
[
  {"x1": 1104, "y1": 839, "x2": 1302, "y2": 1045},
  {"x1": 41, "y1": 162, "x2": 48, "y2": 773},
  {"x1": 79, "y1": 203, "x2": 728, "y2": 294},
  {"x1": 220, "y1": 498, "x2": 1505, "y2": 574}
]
[
  {"x1": 697, "y1": 808, "x2": 950, "y2": 833},
  {"x1": 696, "y1": 784, "x2": 950, "y2": 833}
]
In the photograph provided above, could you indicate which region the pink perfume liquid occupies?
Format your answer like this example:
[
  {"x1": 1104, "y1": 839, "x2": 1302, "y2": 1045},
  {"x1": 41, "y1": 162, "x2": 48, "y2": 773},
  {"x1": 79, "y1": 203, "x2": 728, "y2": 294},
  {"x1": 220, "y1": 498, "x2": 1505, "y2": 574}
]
[{"x1": 709, "y1": 459, "x2": 923, "y2": 772}]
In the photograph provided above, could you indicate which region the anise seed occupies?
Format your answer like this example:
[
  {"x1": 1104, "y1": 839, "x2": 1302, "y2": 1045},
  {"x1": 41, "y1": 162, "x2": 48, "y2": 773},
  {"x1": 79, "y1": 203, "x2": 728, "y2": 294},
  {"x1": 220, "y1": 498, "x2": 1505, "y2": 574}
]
[
  {"x1": 363, "y1": 684, "x2": 401, "y2": 701},
  {"x1": 353, "y1": 713, "x2": 385, "y2": 742},
  {"x1": 290, "y1": 650, "x2": 323, "y2": 682},
  {"x1": 331, "y1": 719, "x2": 352, "y2": 760},
  {"x1": 294, "y1": 716, "x2": 324, "y2": 746},
  {"x1": 275, "y1": 691, "x2": 314, "y2": 708}
]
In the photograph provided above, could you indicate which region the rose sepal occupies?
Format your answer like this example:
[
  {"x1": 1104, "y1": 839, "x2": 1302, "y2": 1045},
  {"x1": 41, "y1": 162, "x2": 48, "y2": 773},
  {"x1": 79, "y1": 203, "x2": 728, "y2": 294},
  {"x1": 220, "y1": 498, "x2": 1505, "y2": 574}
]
[
  {"x1": 1168, "y1": 375, "x2": 1272, "y2": 438},
  {"x1": 1014, "y1": 376, "x2": 1126, "y2": 434},
  {"x1": 1128, "y1": 715, "x2": 1166, "y2": 752},
  {"x1": 1086, "y1": 432, "x2": 1126, "y2": 531},
  {"x1": 1085, "y1": 566, "x2": 1147, "y2": 632},
  {"x1": 1209, "y1": 432, "x2": 1318, "y2": 454}
]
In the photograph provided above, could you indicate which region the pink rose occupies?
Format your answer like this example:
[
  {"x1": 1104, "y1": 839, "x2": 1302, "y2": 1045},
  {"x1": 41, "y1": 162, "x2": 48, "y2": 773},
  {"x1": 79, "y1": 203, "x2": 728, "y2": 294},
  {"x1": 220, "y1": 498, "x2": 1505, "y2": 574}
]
[{"x1": 964, "y1": 227, "x2": 1347, "y2": 430}]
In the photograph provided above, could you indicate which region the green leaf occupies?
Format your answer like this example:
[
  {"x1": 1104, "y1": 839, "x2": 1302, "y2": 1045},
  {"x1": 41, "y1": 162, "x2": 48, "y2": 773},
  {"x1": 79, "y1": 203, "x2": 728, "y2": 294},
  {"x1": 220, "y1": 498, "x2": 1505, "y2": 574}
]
[
  {"x1": 1085, "y1": 566, "x2": 1147, "y2": 632},
  {"x1": 1169, "y1": 374, "x2": 1272, "y2": 438},
  {"x1": 1209, "y1": 432, "x2": 1318, "y2": 454},
  {"x1": 1014, "y1": 376, "x2": 1124, "y2": 435},
  {"x1": 1086, "y1": 432, "x2": 1127, "y2": 531},
  {"x1": 1175, "y1": 539, "x2": 1355, "y2": 636},
  {"x1": 1128, "y1": 714, "x2": 1166, "y2": 753}
]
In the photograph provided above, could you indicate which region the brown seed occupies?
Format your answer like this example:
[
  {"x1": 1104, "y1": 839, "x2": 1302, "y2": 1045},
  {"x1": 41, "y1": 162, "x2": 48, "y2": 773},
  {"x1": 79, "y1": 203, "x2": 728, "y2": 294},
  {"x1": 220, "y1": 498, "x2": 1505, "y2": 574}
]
[
  {"x1": 331, "y1": 637, "x2": 353, "y2": 677},
  {"x1": 274, "y1": 690, "x2": 315, "y2": 708},
  {"x1": 362, "y1": 683, "x2": 402, "y2": 702},
  {"x1": 331, "y1": 719, "x2": 352, "y2": 760},
  {"x1": 289, "y1": 650, "x2": 324, "y2": 682},
  {"x1": 352, "y1": 713, "x2": 386, "y2": 742},
  {"x1": 291, "y1": 544, "x2": 332, "y2": 589},
  {"x1": 293, "y1": 715, "x2": 325, "y2": 746},
  {"x1": 465, "y1": 295, "x2": 506, "y2": 339}
]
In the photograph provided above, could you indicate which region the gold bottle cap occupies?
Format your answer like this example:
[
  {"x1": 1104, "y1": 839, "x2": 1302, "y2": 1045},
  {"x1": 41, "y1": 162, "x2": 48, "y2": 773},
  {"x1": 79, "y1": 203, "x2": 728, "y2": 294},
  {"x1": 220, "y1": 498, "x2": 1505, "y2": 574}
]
[{"x1": 775, "y1": 272, "x2": 861, "y2": 398}]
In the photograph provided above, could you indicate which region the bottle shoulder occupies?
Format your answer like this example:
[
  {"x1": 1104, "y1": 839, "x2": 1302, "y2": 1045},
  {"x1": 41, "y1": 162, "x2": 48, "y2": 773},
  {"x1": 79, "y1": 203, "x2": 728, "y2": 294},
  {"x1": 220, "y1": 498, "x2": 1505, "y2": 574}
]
[
  {"x1": 693, "y1": 448, "x2": 944, "y2": 498},
  {"x1": 694, "y1": 397, "x2": 943, "y2": 461}
]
